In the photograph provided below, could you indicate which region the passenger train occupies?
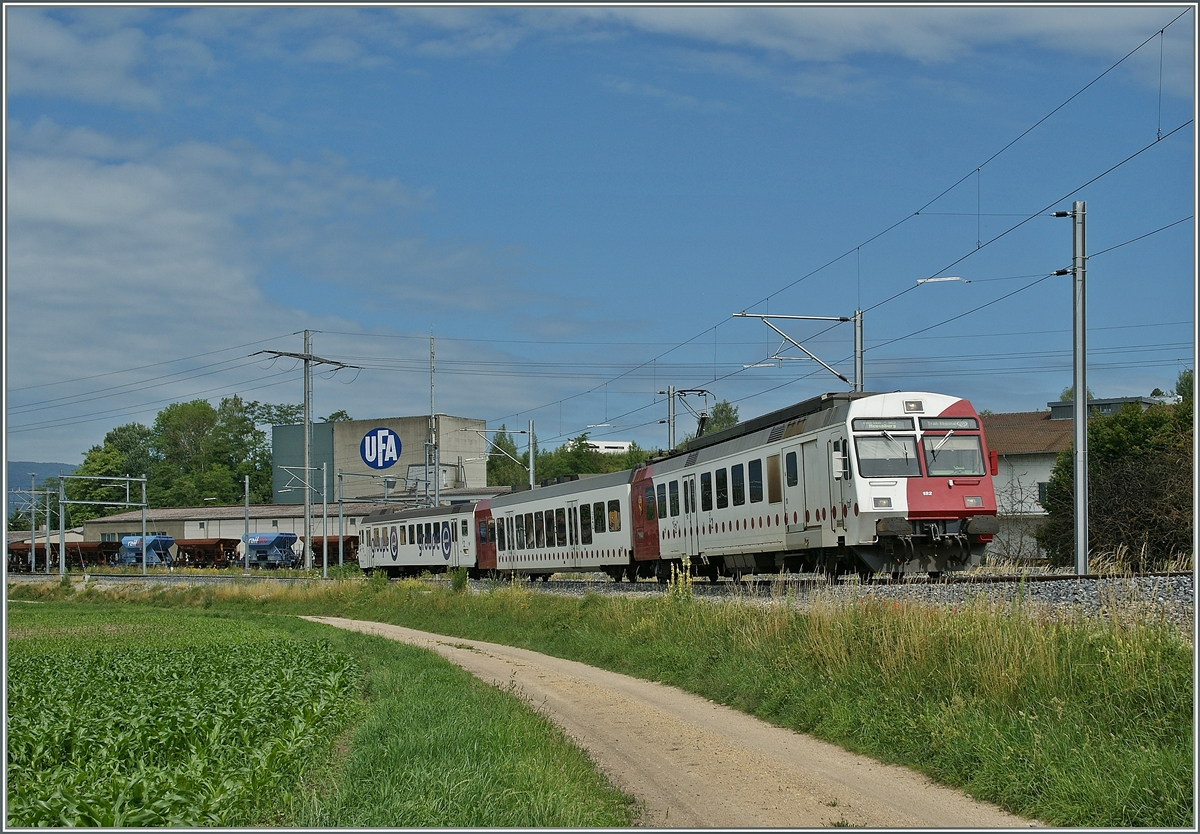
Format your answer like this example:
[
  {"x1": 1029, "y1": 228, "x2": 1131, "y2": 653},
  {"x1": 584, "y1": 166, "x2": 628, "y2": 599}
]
[{"x1": 357, "y1": 391, "x2": 1000, "y2": 581}]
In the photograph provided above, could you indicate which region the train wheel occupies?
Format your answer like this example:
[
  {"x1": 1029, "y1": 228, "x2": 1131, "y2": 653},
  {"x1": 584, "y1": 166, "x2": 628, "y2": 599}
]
[
  {"x1": 928, "y1": 571, "x2": 943, "y2": 580},
  {"x1": 625, "y1": 563, "x2": 639, "y2": 583}
]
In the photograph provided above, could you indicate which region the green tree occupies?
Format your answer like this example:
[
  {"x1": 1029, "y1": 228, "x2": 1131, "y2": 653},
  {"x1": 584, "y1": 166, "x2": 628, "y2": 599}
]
[
  {"x1": 66, "y1": 445, "x2": 129, "y2": 524},
  {"x1": 706, "y1": 400, "x2": 739, "y2": 434},
  {"x1": 486, "y1": 427, "x2": 529, "y2": 489},
  {"x1": 1036, "y1": 396, "x2": 1192, "y2": 570},
  {"x1": 321, "y1": 409, "x2": 353, "y2": 422},
  {"x1": 103, "y1": 422, "x2": 156, "y2": 478}
]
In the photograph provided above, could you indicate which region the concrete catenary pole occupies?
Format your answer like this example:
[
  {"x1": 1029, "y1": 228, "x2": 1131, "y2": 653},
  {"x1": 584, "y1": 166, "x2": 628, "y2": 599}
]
[
  {"x1": 140, "y1": 476, "x2": 147, "y2": 576},
  {"x1": 668, "y1": 385, "x2": 676, "y2": 450},
  {"x1": 322, "y1": 462, "x2": 328, "y2": 578},
  {"x1": 29, "y1": 474, "x2": 36, "y2": 572},
  {"x1": 337, "y1": 469, "x2": 344, "y2": 568},
  {"x1": 528, "y1": 419, "x2": 535, "y2": 490},
  {"x1": 1072, "y1": 201, "x2": 1088, "y2": 576},
  {"x1": 304, "y1": 329, "x2": 313, "y2": 571}
]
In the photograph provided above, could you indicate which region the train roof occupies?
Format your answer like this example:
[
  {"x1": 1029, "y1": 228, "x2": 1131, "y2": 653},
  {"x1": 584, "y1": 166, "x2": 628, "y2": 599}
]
[
  {"x1": 362, "y1": 501, "x2": 478, "y2": 525},
  {"x1": 491, "y1": 469, "x2": 634, "y2": 507},
  {"x1": 681, "y1": 391, "x2": 876, "y2": 456}
]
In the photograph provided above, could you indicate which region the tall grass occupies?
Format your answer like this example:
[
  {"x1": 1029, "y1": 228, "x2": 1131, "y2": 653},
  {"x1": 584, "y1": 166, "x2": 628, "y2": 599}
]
[{"x1": 10, "y1": 578, "x2": 1192, "y2": 827}]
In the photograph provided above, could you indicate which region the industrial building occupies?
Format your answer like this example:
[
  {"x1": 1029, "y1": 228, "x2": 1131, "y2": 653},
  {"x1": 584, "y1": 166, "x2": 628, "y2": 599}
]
[{"x1": 272, "y1": 414, "x2": 488, "y2": 504}]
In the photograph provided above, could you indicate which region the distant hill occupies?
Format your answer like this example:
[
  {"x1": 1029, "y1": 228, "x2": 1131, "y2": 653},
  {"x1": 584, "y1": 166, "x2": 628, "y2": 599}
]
[{"x1": 7, "y1": 461, "x2": 78, "y2": 494}]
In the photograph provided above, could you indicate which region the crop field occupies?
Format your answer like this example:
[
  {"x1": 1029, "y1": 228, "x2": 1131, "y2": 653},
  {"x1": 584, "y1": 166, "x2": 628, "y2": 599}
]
[
  {"x1": 7, "y1": 576, "x2": 1193, "y2": 828},
  {"x1": 4, "y1": 598, "x2": 636, "y2": 827},
  {"x1": 6, "y1": 604, "x2": 360, "y2": 827}
]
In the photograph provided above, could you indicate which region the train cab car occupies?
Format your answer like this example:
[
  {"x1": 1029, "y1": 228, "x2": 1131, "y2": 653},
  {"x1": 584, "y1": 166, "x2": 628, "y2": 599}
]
[
  {"x1": 358, "y1": 503, "x2": 477, "y2": 578},
  {"x1": 640, "y1": 391, "x2": 998, "y2": 579}
]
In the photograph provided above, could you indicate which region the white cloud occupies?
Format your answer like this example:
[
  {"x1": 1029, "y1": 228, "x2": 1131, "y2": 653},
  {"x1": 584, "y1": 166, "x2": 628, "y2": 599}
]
[{"x1": 6, "y1": 9, "x2": 161, "y2": 108}]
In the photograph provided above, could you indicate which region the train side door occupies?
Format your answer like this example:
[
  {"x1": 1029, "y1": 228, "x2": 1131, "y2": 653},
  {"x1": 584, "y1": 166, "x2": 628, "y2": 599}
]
[
  {"x1": 801, "y1": 439, "x2": 823, "y2": 529},
  {"x1": 829, "y1": 434, "x2": 851, "y2": 532},
  {"x1": 782, "y1": 445, "x2": 805, "y2": 531},
  {"x1": 566, "y1": 500, "x2": 580, "y2": 570},
  {"x1": 682, "y1": 474, "x2": 699, "y2": 556}
]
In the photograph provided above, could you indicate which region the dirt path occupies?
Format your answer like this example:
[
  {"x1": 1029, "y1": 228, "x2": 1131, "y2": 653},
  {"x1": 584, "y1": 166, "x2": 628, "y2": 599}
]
[{"x1": 305, "y1": 616, "x2": 1038, "y2": 828}]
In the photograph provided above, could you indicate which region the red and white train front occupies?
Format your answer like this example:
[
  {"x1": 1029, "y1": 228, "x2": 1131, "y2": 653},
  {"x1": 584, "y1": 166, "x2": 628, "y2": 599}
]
[{"x1": 841, "y1": 392, "x2": 998, "y2": 574}]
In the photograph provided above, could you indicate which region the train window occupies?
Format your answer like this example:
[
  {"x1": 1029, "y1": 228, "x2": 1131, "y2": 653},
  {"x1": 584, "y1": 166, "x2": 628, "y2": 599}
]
[
  {"x1": 854, "y1": 436, "x2": 921, "y2": 477},
  {"x1": 716, "y1": 468, "x2": 728, "y2": 509},
  {"x1": 608, "y1": 500, "x2": 622, "y2": 532},
  {"x1": 399, "y1": 526, "x2": 406, "y2": 546},
  {"x1": 515, "y1": 514, "x2": 526, "y2": 549},
  {"x1": 682, "y1": 480, "x2": 690, "y2": 515},
  {"x1": 669, "y1": 481, "x2": 680, "y2": 517},
  {"x1": 417, "y1": 525, "x2": 424, "y2": 546},
  {"x1": 689, "y1": 480, "x2": 696, "y2": 515},
  {"x1": 593, "y1": 502, "x2": 606, "y2": 533},
  {"x1": 701, "y1": 472, "x2": 713, "y2": 512},
  {"x1": 525, "y1": 513, "x2": 534, "y2": 546},
  {"x1": 786, "y1": 452, "x2": 798, "y2": 487},
  {"x1": 462, "y1": 519, "x2": 469, "y2": 538},
  {"x1": 767, "y1": 455, "x2": 782, "y2": 504},
  {"x1": 507, "y1": 518, "x2": 515, "y2": 551},
  {"x1": 567, "y1": 507, "x2": 577, "y2": 546},
  {"x1": 409, "y1": 525, "x2": 415, "y2": 546},
  {"x1": 732, "y1": 464, "x2": 746, "y2": 506},
  {"x1": 451, "y1": 522, "x2": 457, "y2": 542},
  {"x1": 644, "y1": 486, "x2": 657, "y2": 521},
  {"x1": 545, "y1": 509, "x2": 556, "y2": 546},
  {"x1": 749, "y1": 459, "x2": 763, "y2": 503},
  {"x1": 432, "y1": 523, "x2": 440, "y2": 547},
  {"x1": 923, "y1": 435, "x2": 985, "y2": 476},
  {"x1": 486, "y1": 518, "x2": 496, "y2": 544},
  {"x1": 657, "y1": 483, "x2": 667, "y2": 520},
  {"x1": 497, "y1": 517, "x2": 505, "y2": 550},
  {"x1": 535, "y1": 512, "x2": 545, "y2": 548},
  {"x1": 580, "y1": 503, "x2": 593, "y2": 545},
  {"x1": 555, "y1": 508, "x2": 567, "y2": 547},
  {"x1": 478, "y1": 520, "x2": 487, "y2": 545}
]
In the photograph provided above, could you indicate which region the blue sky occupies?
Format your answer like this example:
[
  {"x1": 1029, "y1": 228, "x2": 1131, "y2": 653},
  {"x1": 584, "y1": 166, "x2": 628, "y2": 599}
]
[{"x1": 5, "y1": 5, "x2": 1195, "y2": 467}]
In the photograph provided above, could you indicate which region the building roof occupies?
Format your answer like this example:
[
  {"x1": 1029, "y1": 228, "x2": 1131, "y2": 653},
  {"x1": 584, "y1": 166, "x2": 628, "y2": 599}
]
[{"x1": 982, "y1": 411, "x2": 1073, "y2": 456}]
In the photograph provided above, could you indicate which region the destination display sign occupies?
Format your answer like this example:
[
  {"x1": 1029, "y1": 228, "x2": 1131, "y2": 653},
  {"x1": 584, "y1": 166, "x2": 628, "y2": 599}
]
[
  {"x1": 852, "y1": 418, "x2": 914, "y2": 431},
  {"x1": 919, "y1": 417, "x2": 978, "y2": 430}
]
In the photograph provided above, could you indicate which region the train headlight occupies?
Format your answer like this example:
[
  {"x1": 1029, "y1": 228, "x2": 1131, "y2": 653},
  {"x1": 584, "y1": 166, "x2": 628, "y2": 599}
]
[
  {"x1": 964, "y1": 496, "x2": 983, "y2": 508},
  {"x1": 873, "y1": 497, "x2": 892, "y2": 509}
]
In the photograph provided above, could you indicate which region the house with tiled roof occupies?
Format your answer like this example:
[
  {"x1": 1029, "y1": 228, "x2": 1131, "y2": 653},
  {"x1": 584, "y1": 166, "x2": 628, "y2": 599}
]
[{"x1": 981, "y1": 397, "x2": 1155, "y2": 562}]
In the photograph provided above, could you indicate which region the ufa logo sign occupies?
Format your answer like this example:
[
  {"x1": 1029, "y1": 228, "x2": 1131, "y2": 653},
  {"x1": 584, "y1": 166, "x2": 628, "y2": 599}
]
[{"x1": 360, "y1": 427, "x2": 401, "y2": 470}]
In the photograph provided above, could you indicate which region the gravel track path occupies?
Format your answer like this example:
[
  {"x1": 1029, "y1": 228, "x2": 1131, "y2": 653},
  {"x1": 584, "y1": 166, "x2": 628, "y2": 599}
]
[{"x1": 306, "y1": 616, "x2": 1039, "y2": 829}]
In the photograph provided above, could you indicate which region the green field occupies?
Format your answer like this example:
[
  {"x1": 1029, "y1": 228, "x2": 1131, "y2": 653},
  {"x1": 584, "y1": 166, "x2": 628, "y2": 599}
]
[
  {"x1": 7, "y1": 576, "x2": 1194, "y2": 827},
  {"x1": 5, "y1": 600, "x2": 635, "y2": 827}
]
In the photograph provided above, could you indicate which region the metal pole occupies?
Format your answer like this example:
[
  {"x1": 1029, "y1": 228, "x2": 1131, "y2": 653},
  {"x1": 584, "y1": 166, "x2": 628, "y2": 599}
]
[
  {"x1": 668, "y1": 385, "x2": 676, "y2": 449},
  {"x1": 303, "y1": 329, "x2": 312, "y2": 572},
  {"x1": 58, "y1": 477, "x2": 65, "y2": 577},
  {"x1": 44, "y1": 489, "x2": 51, "y2": 574},
  {"x1": 337, "y1": 469, "x2": 344, "y2": 568},
  {"x1": 244, "y1": 474, "x2": 250, "y2": 572},
  {"x1": 853, "y1": 310, "x2": 864, "y2": 393},
  {"x1": 528, "y1": 419, "x2": 535, "y2": 489},
  {"x1": 1072, "y1": 201, "x2": 1088, "y2": 576},
  {"x1": 322, "y1": 462, "x2": 328, "y2": 579},
  {"x1": 433, "y1": 432, "x2": 440, "y2": 507},
  {"x1": 140, "y1": 476, "x2": 147, "y2": 576}
]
